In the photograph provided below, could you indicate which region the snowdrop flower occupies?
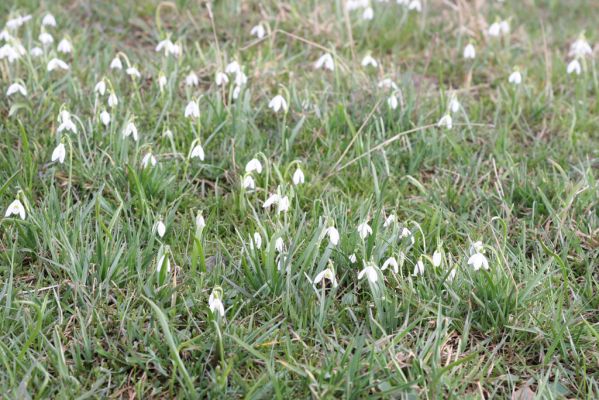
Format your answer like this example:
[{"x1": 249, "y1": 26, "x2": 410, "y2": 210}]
[
  {"x1": 263, "y1": 194, "x2": 280, "y2": 209},
  {"x1": 361, "y1": 55, "x2": 378, "y2": 68},
  {"x1": 108, "y1": 92, "x2": 118, "y2": 108},
  {"x1": 326, "y1": 226, "x2": 340, "y2": 246},
  {"x1": 94, "y1": 80, "x2": 106, "y2": 95},
  {"x1": 47, "y1": 58, "x2": 69, "y2": 71},
  {"x1": 357, "y1": 221, "x2": 373, "y2": 239},
  {"x1": 163, "y1": 129, "x2": 173, "y2": 139},
  {"x1": 0, "y1": 30, "x2": 10, "y2": 41},
  {"x1": 110, "y1": 56, "x2": 123, "y2": 70},
  {"x1": 413, "y1": 259, "x2": 425, "y2": 276},
  {"x1": 100, "y1": 110, "x2": 110, "y2": 126},
  {"x1": 42, "y1": 13, "x2": 57, "y2": 27},
  {"x1": 0, "y1": 44, "x2": 20, "y2": 62},
  {"x1": 208, "y1": 289, "x2": 225, "y2": 318},
  {"x1": 158, "y1": 74, "x2": 167, "y2": 91},
  {"x1": 314, "y1": 53, "x2": 335, "y2": 71},
  {"x1": 51, "y1": 143, "x2": 66, "y2": 164},
  {"x1": 569, "y1": 36, "x2": 593, "y2": 58},
  {"x1": 39, "y1": 32, "x2": 54, "y2": 45},
  {"x1": 126, "y1": 67, "x2": 141, "y2": 79},
  {"x1": 275, "y1": 237, "x2": 285, "y2": 252},
  {"x1": 141, "y1": 152, "x2": 157, "y2": 168},
  {"x1": 253, "y1": 232, "x2": 262, "y2": 249},
  {"x1": 30, "y1": 47, "x2": 43, "y2": 57},
  {"x1": 449, "y1": 94, "x2": 460, "y2": 113},
  {"x1": 215, "y1": 71, "x2": 228, "y2": 86},
  {"x1": 381, "y1": 257, "x2": 399, "y2": 273},
  {"x1": 508, "y1": 69, "x2": 522, "y2": 85},
  {"x1": 268, "y1": 95, "x2": 288, "y2": 113},
  {"x1": 57, "y1": 114, "x2": 76, "y2": 134},
  {"x1": 250, "y1": 24, "x2": 266, "y2": 39},
  {"x1": 123, "y1": 121, "x2": 139, "y2": 141},
  {"x1": 469, "y1": 241, "x2": 484, "y2": 255},
  {"x1": 277, "y1": 196, "x2": 290, "y2": 213},
  {"x1": 499, "y1": 20, "x2": 510, "y2": 35},
  {"x1": 5, "y1": 199, "x2": 26, "y2": 220},
  {"x1": 185, "y1": 71, "x2": 199, "y2": 86},
  {"x1": 387, "y1": 95, "x2": 398, "y2": 110},
  {"x1": 57, "y1": 38, "x2": 72, "y2": 53},
  {"x1": 488, "y1": 22, "x2": 501, "y2": 37},
  {"x1": 6, "y1": 15, "x2": 31, "y2": 30},
  {"x1": 225, "y1": 61, "x2": 241, "y2": 75},
  {"x1": 196, "y1": 212, "x2": 206, "y2": 230},
  {"x1": 567, "y1": 59, "x2": 581, "y2": 75},
  {"x1": 190, "y1": 144, "x2": 205, "y2": 161},
  {"x1": 154, "y1": 220, "x2": 166, "y2": 237},
  {"x1": 184, "y1": 100, "x2": 200, "y2": 119},
  {"x1": 467, "y1": 252, "x2": 489, "y2": 271},
  {"x1": 232, "y1": 86, "x2": 241, "y2": 100},
  {"x1": 447, "y1": 266, "x2": 457, "y2": 281},
  {"x1": 234, "y1": 71, "x2": 247, "y2": 86},
  {"x1": 155, "y1": 38, "x2": 173, "y2": 54},
  {"x1": 437, "y1": 114, "x2": 453, "y2": 129},
  {"x1": 156, "y1": 254, "x2": 171, "y2": 273},
  {"x1": 408, "y1": 0, "x2": 422, "y2": 12},
  {"x1": 242, "y1": 175, "x2": 255, "y2": 190},
  {"x1": 378, "y1": 78, "x2": 398, "y2": 90},
  {"x1": 383, "y1": 214, "x2": 397, "y2": 227},
  {"x1": 346, "y1": 0, "x2": 369, "y2": 11},
  {"x1": 399, "y1": 227, "x2": 413, "y2": 242},
  {"x1": 362, "y1": 7, "x2": 374, "y2": 20},
  {"x1": 6, "y1": 83, "x2": 27, "y2": 97},
  {"x1": 292, "y1": 167, "x2": 305, "y2": 185},
  {"x1": 245, "y1": 159, "x2": 262, "y2": 174},
  {"x1": 463, "y1": 43, "x2": 476, "y2": 59},
  {"x1": 349, "y1": 253, "x2": 357, "y2": 263},
  {"x1": 313, "y1": 265, "x2": 338, "y2": 288},
  {"x1": 432, "y1": 250, "x2": 442, "y2": 267},
  {"x1": 358, "y1": 263, "x2": 378, "y2": 283}
]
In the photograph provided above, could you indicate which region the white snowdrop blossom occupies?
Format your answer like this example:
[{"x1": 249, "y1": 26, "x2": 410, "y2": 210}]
[
  {"x1": 250, "y1": 24, "x2": 266, "y2": 39},
  {"x1": 449, "y1": 94, "x2": 460, "y2": 113},
  {"x1": 275, "y1": 237, "x2": 285, "y2": 252},
  {"x1": 39, "y1": 32, "x2": 54, "y2": 45},
  {"x1": 100, "y1": 111, "x2": 111, "y2": 126},
  {"x1": 567, "y1": 59, "x2": 581, "y2": 75},
  {"x1": 432, "y1": 250, "x2": 442, "y2": 267},
  {"x1": 268, "y1": 95, "x2": 288, "y2": 113},
  {"x1": 468, "y1": 252, "x2": 489, "y2": 271},
  {"x1": 508, "y1": 70, "x2": 522, "y2": 85},
  {"x1": 141, "y1": 152, "x2": 157, "y2": 169},
  {"x1": 361, "y1": 54, "x2": 378, "y2": 68},
  {"x1": 0, "y1": 30, "x2": 10, "y2": 41},
  {"x1": 196, "y1": 212, "x2": 206, "y2": 230},
  {"x1": 358, "y1": 263, "x2": 378, "y2": 283},
  {"x1": 437, "y1": 114, "x2": 453, "y2": 129},
  {"x1": 263, "y1": 194, "x2": 280, "y2": 209},
  {"x1": 6, "y1": 15, "x2": 32, "y2": 30},
  {"x1": 156, "y1": 254, "x2": 171, "y2": 273},
  {"x1": 362, "y1": 7, "x2": 374, "y2": 20},
  {"x1": 51, "y1": 143, "x2": 66, "y2": 164},
  {"x1": 215, "y1": 71, "x2": 228, "y2": 86},
  {"x1": 242, "y1": 175, "x2": 255, "y2": 190},
  {"x1": 225, "y1": 61, "x2": 241, "y2": 75},
  {"x1": 154, "y1": 220, "x2": 166, "y2": 238},
  {"x1": 383, "y1": 214, "x2": 397, "y2": 227},
  {"x1": 499, "y1": 20, "x2": 510, "y2": 35},
  {"x1": 110, "y1": 56, "x2": 123, "y2": 70},
  {"x1": 313, "y1": 266, "x2": 338, "y2": 288},
  {"x1": 277, "y1": 196, "x2": 290, "y2": 213},
  {"x1": 569, "y1": 37, "x2": 593, "y2": 58},
  {"x1": 378, "y1": 78, "x2": 398, "y2": 90},
  {"x1": 469, "y1": 241, "x2": 484, "y2": 255},
  {"x1": 108, "y1": 92, "x2": 118, "y2": 108},
  {"x1": 314, "y1": 53, "x2": 335, "y2": 71},
  {"x1": 158, "y1": 74, "x2": 167, "y2": 90},
  {"x1": 47, "y1": 58, "x2": 69, "y2": 71},
  {"x1": 123, "y1": 121, "x2": 139, "y2": 141},
  {"x1": 326, "y1": 226, "x2": 340, "y2": 246},
  {"x1": 30, "y1": 47, "x2": 43, "y2": 57},
  {"x1": 57, "y1": 38, "x2": 72, "y2": 53},
  {"x1": 184, "y1": 100, "x2": 200, "y2": 119},
  {"x1": 381, "y1": 257, "x2": 399, "y2": 273},
  {"x1": 155, "y1": 39, "x2": 179, "y2": 56},
  {"x1": 126, "y1": 67, "x2": 141, "y2": 79},
  {"x1": 387, "y1": 95, "x2": 398, "y2": 110},
  {"x1": 292, "y1": 167, "x2": 305, "y2": 185},
  {"x1": 232, "y1": 86, "x2": 241, "y2": 100},
  {"x1": 234, "y1": 71, "x2": 247, "y2": 86},
  {"x1": 42, "y1": 13, "x2": 57, "y2": 27},
  {"x1": 253, "y1": 232, "x2": 262, "y2": 249},
  {"x1": 346, "y1": 0, "x2": 369, "y2": 11},
  {"x1": 245, "y1": 159, "x2": 262, "y2": 174},
  {"x1": 5, "y1": 199, "x2": 26, "y2": 220},
  {"x1": 357, "y1": 221, "x2": 373, "y2": 239},
  {"x1": 208, "y1": 290, "x2": 225, "y2": 318},
  {"x1": 463, "y1": 43, "x2": 476, "y2": 59},
  {"x1": 400, "y1": 227, "x2": 413, "y2": 243},
  {"x1": 185, "y1": 71, "x2": 199, "y2": 86},
  {"x1": 190, "y1": 144, "x2": 205, "y2": 161},
  {"x1": 57, "y1": 112, "x2": 76, "y2": 134},
  {"x1": 349, "y1": 253, "x2": 357, "y2": 263},
  {"x1": 6, "y1": 83, "x2": 27, "y2": 97},
  {"x1": 413, "y1": 259, "x2": 425, "y2": 276},
  {"x1": 94, "y1": 80, "x2": 106, "y2": 96},
  {"x1": 408, "y1": 0, "x2": 422, "y2": 12},
  {"x1": 0, "y1": 44, "x2": 21, "y2": 62}
]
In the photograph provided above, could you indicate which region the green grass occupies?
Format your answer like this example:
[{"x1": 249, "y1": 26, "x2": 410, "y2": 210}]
[{"x1": 0, "y1": 0, "x2": 598, "y2": 398}]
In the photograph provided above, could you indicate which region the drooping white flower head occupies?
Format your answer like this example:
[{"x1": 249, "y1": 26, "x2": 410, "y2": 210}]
[
  {"x1": 383, "y1": 214, "x2": 397, "y2": 228},
  {"x1": 5, "y1": 199, "x2": 26, "y2": 219},
  {"x1": 263, "y1": 193, "x2": 280, "y2": 209},
  {"x1": 448, "y1": 94, "x2": 460, "y2": 113},
  {"x1": 275, "y1": 237, "x2": 285, "y2": 252},
  {"x1": 242, "y1": 175, "x2": 255, "y2": 190},
  {"x1": 39, "y1": 32, "x2": 54, "y2": 45},
  {"x1": 292, "y1": 167, "x2": 305, "y2": 185},
  {"x1": 156, "y1": 253, "x2": 171, "y2": 273},
  {"x1": 6, "y1": 15, "x2": 32, "y2": 30},
  {"x1": 42, "y1": 13, "x2": 57, "y2": 27},
  {"x1": 94, "y1": 80, "x2": 106, "y2": 95},
  {"x1": 57, "y1": 38, "x2": 72, "y2": 53},
  {"x1": 57, "y1": 111, "x2": 76, "y2": 133},
  {"x1": 349, "y1": 253, "x2": 357, "y2": 263},
  {"x1": 196, "y1": 212, "x2": 206, "y2": 230},
  {"x1": 268, "y1": 95, "x2": 288, "y2": 113},
  {"x1": 463, "y1": 43, "x2": 476, "y2": 59},
  {"x1": 250, "y1": 24, "x2": 266, "y2": 39},
  {"x1": 208, "y1": 289, "x2": 225, "y2": 318},
  {"x1": 47, "y1": 58, "x2": 69, "y2": 71},
  {"x1": 100, "y1": 110, "x2": 111, "y2": 126},
  {"x1": 225, "y1": 61, "x2": 241, "y2": 75},
  {"x1": 432, "y1": 250, "x2": 442, "y2": 267},
  {"x1": 361, "y1": 54, "x2": 378, "y2": 68},
  {"x1": 357, "y1": 221, "x2": 373, "y2": 239},
  {"x1": 253, "y1": 231, "x2": 262, "y2": 249},
  {"x1": 469, "y1": 241, "x2": 484, "y2": 255},
  {"x1": 154, "y1": 220, "x2": 166, "y2": 238},
  {"x1": 362, "y1": 7, "x2": 374, "y2": 20},
  {"x1": 313, "y1": 265, "x2": 338, "y2": 288},
  {"x1": 232, "y1": 85, "x2": 241, "y2": 100},
  {"x1": 0, "y1": 44, "x2": 21, "y2": 63},
  {"x1": 408, "y1": 0, "x2": 422, "y2": 12},
  {"x1": 158, "y1": 74, "x2": 167, "y2": 91},
  {"x1": 314, "y1": 53, "x2": 335, "y2": 71},
  {"x1": 508, "y1": 69, "x2": 522, "y2": 85},
  {"x1": 387, "y1": 95, "x2": 398, "y2": 110},
  {"x1": 126, "y1": 67, "x2": 141, "y2": 79},
  {"x1": 110, "y1": 56, "x2": 123, "y2": 70},
  {"x1": 378, "y1": 78, "x2": 398, "y2": 90},
  {"x1": 413, "y1": 259, "x2": 425, "y2": 276},
  {"x1": 245, "y1": 158, "x2": 262, "y2": 174},
  {"x1": 567, "y1": 59, "x2": 581, "y2": 75},
  {"x1": 190, "y1": 144, "x2": 205, "y2": 161},
  {"x1": 141, "y1": 152, "x2": 157, "y2": 169},
  {"x1": 0, "y1": 30, "x2": 10, "y2": 41},
  {"x1": 467, "y1": 253, "x2": 489, "y2": 271},
  {"x1": 108, "y1": 92, "x2": 118, "y2": 108},
  {"x1": 215, "y1": 71, "x2": 229, "y2": 86},
  {"x1": 123, "y1": 121, "x2": 139, "y2": 141},
  {"x1": 326, "y1": 226, "x2": 340, "y2": 246},
  {"x1": 6, "y1": 83, "x2": 27, "y2": 97},
  {"x1": 569, "y1": 37, "x2": 593, "y2": 58},
  {"x1": 51, "y1": 143, "x2": 66, "y2": 164},
  {"x1": 437, "y1": 114, "x2": 453, "y2": 129},
  {"x1": 381, "y1": 257, "x2": 399, "y2": 273},
  {"x1": 358, "y1": 263, "x2": 378, "y2": 283},
  {"x1": 277, "y1": 196, "x2": 290, "y2": 213},
  {"x1": 30, "y1": 47, "x2": 43, "y2": 57},
  {"x1": 185, "y1": 71, "x2": 199, "y2": 87},
  {"x1": 184, "y1": 100, "x2": 200, "y2": 119}
]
